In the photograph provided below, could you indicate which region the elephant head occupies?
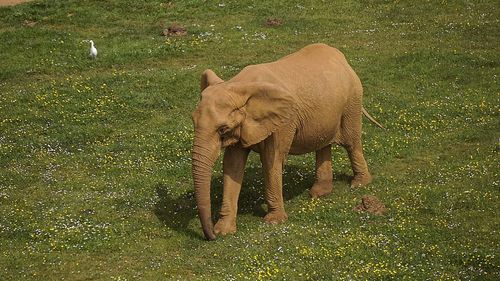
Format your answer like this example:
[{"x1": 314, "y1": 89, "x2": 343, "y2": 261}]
[{"x1": 191, "y1": 69, "x2": 297, "y2": 240}]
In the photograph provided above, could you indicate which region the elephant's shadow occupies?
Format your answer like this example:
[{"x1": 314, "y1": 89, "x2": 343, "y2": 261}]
[{"x1": 154, "y1": 164, "x2": 352, "y2": 239}]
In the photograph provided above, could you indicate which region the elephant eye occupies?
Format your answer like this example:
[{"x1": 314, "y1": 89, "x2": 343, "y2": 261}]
[{"x1": 217, "y1": 125, "x2": 230, "y2": 136}]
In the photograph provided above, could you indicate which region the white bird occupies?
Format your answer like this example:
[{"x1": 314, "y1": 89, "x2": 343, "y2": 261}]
[{"x1": 88, "y1": 40, "x2": 97, "y2": 59}]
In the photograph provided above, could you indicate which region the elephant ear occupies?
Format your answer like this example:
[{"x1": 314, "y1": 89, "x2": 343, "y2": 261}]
[
  {"x1": 200, "y1": 69, "x2": 224, "y2": 91},
  {"x1": 235, "y1": 83, "x2": 297, "y2": 147}
]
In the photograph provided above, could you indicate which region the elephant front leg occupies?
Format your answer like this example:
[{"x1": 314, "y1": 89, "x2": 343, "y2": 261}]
[
  {"x1": 262, "y1": 161, "x2": 288, "y2": 224},
  {"x1": 215, "y1": 144, "x2": 250, "y2": 235},
  {"x1": 259, "y1": 136, "x2": 290, "y2": 224},
  {"x1": 309, "y1": 145, "x2": 333, "y2": 198}
]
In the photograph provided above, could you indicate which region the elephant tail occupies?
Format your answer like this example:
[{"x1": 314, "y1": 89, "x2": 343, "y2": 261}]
[{"x1": 362, "y1": 108, "x2": 385, "y2": 130}]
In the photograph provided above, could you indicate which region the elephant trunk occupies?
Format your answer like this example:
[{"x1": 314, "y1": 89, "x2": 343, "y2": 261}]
[{"x1": 192, "y1": 133, "x2": 220, "y2": 241}]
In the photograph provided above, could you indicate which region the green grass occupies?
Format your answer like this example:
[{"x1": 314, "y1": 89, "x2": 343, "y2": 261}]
[{"x1": 0, "y1": 0, "x2": 498, "y2": 280}]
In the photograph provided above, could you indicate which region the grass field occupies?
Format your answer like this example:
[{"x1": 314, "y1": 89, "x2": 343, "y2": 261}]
[{"x1": 0, "y1": 0, "x2": 499, "y2": 280}]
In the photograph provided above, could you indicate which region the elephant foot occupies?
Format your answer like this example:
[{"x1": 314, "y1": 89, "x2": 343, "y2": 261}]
[
  {"x1": 309, "y1": 182, "x2": 333, "y2": 198},
  {"x1": 350, "y1": 173, "x2": 372, "y2": 188},
  {"x1": 214, "y1": 218, "x2": 237, "y2": 236},
  {"x1": 264, "y1": 211, "x2": 288, "y2": 224}
]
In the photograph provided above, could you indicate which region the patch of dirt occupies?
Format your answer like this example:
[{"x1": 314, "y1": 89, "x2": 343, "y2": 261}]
[
  {"x1": 161, "y1": 1, "x2": 174, "y2": 9},
  {"x1": 354, "y1": 195, "x2": 388, "y2": 215},
  {"x1": 162, "y1": 23, "x2": 187, "y2": 37},
  {"x1": 0, "y1": 0, "x2": 32, "y2": 7},
  {"x1": 23, "y1": 19, "x2": 37, "y2": 27},
  {"x1": 265, "y1": 17, "x2": 283, "y2": 27}
]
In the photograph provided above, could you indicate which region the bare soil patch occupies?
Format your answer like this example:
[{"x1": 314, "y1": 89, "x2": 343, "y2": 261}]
[
  {"x1": 265, "y1": 17, "x2": 284, "y2": 27},
  {"x1": 0, "y1": 0, "x2": 32, "y2": 7}
]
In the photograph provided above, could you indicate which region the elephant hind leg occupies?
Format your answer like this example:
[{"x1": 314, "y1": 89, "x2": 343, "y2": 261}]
[
  {"x1": 309, "y1": 145, "x2": 334, "y2": 198},
  {"x1": 344, "y1": 141, "x2": 372, "y2": 187},
  {"x1": 339, "y1": 110, "x2": 372, "y2": 187}
]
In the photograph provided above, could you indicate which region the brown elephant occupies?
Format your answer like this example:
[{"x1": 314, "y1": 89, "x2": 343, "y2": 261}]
[{"x1": 191, "y1": 43, "x2": 383, "y2": 240}]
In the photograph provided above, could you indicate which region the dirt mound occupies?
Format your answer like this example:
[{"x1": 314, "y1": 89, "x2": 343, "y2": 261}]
[
  {"x1": 162, "y1": 23, "x2": 187, "y2": 37},
  {"x1": 265, "y1": 17, "x2": 283, "y2": 27},
  {"x1": 354, "y1": 195, "x2": 388, "y2": 215}
]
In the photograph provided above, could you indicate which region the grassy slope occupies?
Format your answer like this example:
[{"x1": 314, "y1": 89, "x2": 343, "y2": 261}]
[{"x1": 0, "y1": 0, "x2": 498, "y2": 280}]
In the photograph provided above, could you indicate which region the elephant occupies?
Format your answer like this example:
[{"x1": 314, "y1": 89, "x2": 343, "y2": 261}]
[{"x1": 191, "y1": 43, "x2": 383, "y2": 240}]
